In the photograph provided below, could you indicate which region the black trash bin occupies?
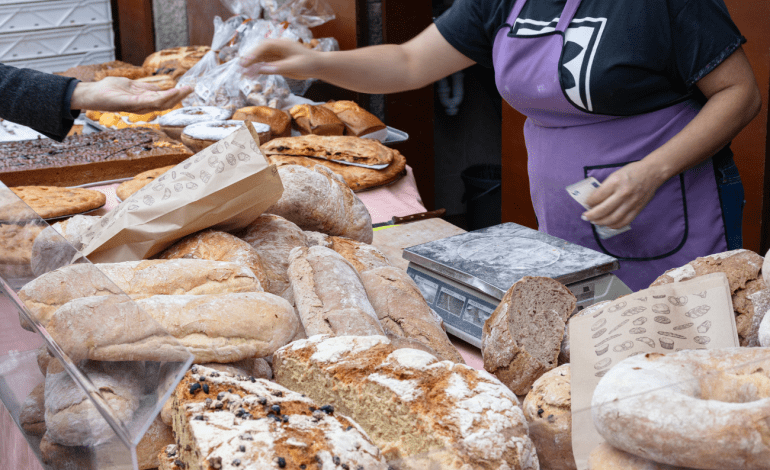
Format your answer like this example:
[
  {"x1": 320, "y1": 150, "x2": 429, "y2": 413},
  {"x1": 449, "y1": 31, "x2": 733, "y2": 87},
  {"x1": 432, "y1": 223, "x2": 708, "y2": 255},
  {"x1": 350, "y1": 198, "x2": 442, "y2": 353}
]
[{"x1": 461, "y1": 164, "x2": 502, "y2": 230}]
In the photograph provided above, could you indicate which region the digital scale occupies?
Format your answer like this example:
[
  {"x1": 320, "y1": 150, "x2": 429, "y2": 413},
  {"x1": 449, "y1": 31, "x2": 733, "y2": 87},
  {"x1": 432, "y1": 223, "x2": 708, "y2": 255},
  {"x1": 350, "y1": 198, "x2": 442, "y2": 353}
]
[{"x1": 403, "y1": 223, "x2": 632, "y2": 348}]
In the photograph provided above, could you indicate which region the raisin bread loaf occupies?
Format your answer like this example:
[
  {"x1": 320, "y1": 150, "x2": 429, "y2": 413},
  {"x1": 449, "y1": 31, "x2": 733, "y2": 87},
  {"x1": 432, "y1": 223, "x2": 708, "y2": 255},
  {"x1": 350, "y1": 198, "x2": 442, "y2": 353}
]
[
  {"x1": 482, "y1": 276, "x2": 576, "y2": 395},
  {"x1": 170, "y1": 365, "x2": 388, "y2": 469},
  {"x1": 273, "y1": 335, "x2": 539, "y2": 470},
  {"x1": 522, "y1": 364, "x2": 575, "y2": 470}
]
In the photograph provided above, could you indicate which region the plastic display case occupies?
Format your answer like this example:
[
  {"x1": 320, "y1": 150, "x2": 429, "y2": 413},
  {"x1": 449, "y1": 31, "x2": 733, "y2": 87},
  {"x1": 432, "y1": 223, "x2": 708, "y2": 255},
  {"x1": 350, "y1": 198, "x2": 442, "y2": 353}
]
[{"x1": 0, "y1": 183, "x2": 193, "y2": 470}]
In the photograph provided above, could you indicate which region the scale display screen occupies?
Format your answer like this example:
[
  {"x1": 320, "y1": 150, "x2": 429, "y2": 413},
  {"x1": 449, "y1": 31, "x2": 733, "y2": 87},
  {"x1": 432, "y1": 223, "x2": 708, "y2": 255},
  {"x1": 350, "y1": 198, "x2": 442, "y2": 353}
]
[{"x1": 408, "y1": 266, "x2": 497, "y2": 344}]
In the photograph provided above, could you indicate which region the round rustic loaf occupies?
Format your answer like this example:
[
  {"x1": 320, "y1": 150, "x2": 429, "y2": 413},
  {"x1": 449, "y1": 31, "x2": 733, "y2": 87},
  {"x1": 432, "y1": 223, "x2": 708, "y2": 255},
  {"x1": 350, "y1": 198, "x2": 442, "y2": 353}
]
[
  {"x1": 157, "y1": 229, "x2": 269, "y2": 292},
  {"x1": 482, "y1": 276, "x2": 577, "y2": 395},
  {"x1": 649, "y1": 249, "x2": 765, "y2": 346},
  {"x1": 266, "y1": 164, "x2": 373, "y2": 243},
  {"x1": 592, "y1": 348, "x2": 770, "y2": 469},
  {"x1": 522, "y1": 364, "x2": 575, "y2": 470},
  {"x1": 235, "y1": 213, "x2": 309, "y2": 303},
  {"x1": 588, "y1": 443, "x2": 688, "y2": 470}
]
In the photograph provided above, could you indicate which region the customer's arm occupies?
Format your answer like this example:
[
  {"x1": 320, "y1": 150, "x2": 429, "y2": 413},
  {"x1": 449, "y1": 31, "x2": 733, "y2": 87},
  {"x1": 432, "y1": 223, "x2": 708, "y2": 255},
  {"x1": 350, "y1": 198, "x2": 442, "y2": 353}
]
[
  {"x1": 240, "y1": 24, "x2": 476, "y2": 94},
  {"x1": 0, "y1": 63, "x2": 192, "y2": 142}
]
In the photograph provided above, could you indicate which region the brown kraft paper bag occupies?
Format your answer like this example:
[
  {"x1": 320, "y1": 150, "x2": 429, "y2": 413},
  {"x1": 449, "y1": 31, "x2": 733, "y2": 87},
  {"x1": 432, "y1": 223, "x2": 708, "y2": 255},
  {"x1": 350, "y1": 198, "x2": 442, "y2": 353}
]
[
  {"x1": 569, "y1": 272, "x2": 739, "y2": 470},
  {"x1": 80, "y1": 122, "x2": 283, "y2": 263}
]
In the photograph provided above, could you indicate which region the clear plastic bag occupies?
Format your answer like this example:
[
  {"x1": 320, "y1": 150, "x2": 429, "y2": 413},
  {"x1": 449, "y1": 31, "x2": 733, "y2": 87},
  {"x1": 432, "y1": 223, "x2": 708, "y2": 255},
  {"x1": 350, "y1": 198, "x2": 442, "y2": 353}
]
[
  {"x1": 219, "y1": 0, "x2": 262, "y2": 18},
  {"x1": 179, "y1": 58, "x2": 246, "y2": 111},
  {"x1": 261, "y1": 0, "x2": 335, "y2": 28}
]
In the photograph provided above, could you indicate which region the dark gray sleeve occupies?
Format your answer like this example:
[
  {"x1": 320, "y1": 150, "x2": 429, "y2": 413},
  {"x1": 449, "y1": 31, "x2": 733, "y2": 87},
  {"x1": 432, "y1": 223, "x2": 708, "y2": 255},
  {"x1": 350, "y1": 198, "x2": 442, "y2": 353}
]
[
  {"x1": 0, "y1": 63, "x2": 81, "y2": 141},
  {"x1": 434, "y1": 0, "x2": 513, "y2": 68}
]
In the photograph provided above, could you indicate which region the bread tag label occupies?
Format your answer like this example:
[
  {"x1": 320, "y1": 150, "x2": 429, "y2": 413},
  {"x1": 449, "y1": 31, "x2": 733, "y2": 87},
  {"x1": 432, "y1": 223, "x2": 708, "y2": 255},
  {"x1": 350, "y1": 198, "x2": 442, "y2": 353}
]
[
  {"x1": 568, "y1": 272, "x2": 738, "y2": 470},
  {"x1": 566, "y1": 177, "x2": 630, "y2": 239}
]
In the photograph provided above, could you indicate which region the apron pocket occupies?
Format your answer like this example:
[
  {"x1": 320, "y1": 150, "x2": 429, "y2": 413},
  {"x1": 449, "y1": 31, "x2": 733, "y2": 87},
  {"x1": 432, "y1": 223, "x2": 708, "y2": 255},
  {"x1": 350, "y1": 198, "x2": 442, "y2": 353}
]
[{"x1": 585, "y1": 163, "x2": 689, "y2": 261}]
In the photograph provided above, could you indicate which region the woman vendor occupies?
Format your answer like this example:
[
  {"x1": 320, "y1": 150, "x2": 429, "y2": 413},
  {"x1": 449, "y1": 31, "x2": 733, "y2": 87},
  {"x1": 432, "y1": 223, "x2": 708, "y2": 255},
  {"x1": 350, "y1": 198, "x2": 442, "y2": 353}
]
[{"x1": 240, "y1": 0, "x2": 761, "y2": 291}]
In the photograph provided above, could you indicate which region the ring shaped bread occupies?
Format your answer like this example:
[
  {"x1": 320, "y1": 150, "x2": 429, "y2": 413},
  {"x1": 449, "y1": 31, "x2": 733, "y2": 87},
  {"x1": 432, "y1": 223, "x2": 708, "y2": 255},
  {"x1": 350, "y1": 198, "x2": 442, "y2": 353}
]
[
  {"x1": 181, "y1": 120, "x2": 270, "y2": 153},
  {"x1": 157, "y1": 106, "x2": 233, "y2": 140},
  {"x1": 592, "y1": 348, "x2": 770, "y2": 470}
]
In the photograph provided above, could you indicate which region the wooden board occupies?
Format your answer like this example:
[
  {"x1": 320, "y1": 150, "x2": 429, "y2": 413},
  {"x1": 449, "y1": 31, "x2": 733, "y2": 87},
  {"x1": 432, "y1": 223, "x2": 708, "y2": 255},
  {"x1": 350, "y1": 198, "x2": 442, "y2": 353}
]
[{"x1": 372, "y1": 218, "x2": 466, "y2": 271}]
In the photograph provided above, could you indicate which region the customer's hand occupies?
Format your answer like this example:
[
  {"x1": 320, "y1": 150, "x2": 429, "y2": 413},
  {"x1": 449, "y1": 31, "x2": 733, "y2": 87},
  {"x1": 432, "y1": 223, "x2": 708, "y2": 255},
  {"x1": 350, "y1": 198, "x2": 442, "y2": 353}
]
[
  {"x1": 583, "y1": 161, "x2": 665, "y2": 229},
  {"x1": 239, "y1": 39, "x2": 319, "y2": 80},
  {"x1": 70, "y1": 77, "x2": 192, "y2": 113}
]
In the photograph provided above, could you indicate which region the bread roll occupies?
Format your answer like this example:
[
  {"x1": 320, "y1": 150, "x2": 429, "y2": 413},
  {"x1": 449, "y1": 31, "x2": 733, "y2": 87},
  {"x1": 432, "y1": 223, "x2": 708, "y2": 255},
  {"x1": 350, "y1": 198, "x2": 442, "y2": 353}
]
[
  {"x1": 482, "y1": 276, "x2": 576, "y2": 395},
  {"x1": 46, "y1": 292, "x2": 299, "y2": 363},
  {"x1": 232, "y1": 106, "x2": 291, "y2": 139},
  {"x1": 273, "y1": 335, "x2": 539, "y2": 469},
  {"x1": 288, "y1": 246, "x2": 384, "y2": 337},
  {"x1": 235, "y1": 213, "x2": 308, "y2": 302},
  {"x1": 289, "y1": 103, "x2": 345, "y2": 135},
  {"x1": 321, "y1": 100, "x2": 386, "y2": 136},
  {"x1": 267, "y1": 164, "x2": 373, "y2": 243},
  {"x1": 18, "y1": 259, "x2": 261, "y2": 327},
  {"x1": 19, "y1": 382, "x2": 46, "y2": 436},
  {"x1": 157, "y1": 229, "x2": 269, "y2": 292},
  {"x1": 37, "y1": 344, "x2": 53, "y2": 376},
  {"x1": 361, "y1": 266, "x2": 464, "y2": 363},
  {"x1": 45, "y1": 361, "x2": 143, "y2": 447},
  {"x1": 522, "y1": 364, "x2": 575, "y2": 470}
]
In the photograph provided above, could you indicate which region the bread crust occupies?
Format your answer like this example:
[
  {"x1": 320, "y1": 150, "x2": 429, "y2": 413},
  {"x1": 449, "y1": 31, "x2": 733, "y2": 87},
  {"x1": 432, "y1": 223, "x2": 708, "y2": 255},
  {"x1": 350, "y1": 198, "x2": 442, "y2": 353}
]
[
  {"x1": 261, "y1": 135, "x2": 395, "y2": 167},
  {"x1": 321, "y1": 100, "x2": 386, "y2": 137},
  {"x1": 8, "y1": 186, "x2": 105, "y2": 219},
  {"x1": 289, "y1": 104, "x2": 345, "y2": 136},
  {"x1": 233, "y1": 106, "x2": 291, "y2": 139}
]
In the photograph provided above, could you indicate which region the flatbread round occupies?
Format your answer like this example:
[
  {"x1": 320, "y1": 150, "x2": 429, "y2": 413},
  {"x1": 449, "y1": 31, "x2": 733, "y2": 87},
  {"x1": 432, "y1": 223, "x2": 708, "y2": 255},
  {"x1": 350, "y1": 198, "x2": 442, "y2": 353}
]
[
  {"x1": 261, "y1": 135, "x2": 395, "y2": 166},
  {"x1": 266, "y1": 149, "x2": 406, "y2": 192},
  {"x1": 10, "y1": 187, "x2": 106, "y2": 219},
  {"x1": 116, "y1": 165, "x2": 175, "y2": 200}
]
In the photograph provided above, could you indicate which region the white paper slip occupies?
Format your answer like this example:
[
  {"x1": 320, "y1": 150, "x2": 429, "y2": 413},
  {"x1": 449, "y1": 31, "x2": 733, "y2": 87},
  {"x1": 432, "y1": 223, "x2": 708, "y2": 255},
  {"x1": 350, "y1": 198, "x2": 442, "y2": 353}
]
[{"x1": 566, "y1": 177, "x2": 631, "y2": 239}]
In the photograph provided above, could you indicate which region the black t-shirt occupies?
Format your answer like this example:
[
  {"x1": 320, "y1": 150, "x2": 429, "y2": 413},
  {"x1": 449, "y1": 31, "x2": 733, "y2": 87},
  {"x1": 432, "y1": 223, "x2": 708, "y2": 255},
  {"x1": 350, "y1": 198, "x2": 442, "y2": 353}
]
[{"x1": 434, "y1": 0, "x2": 744, "y2": 115}]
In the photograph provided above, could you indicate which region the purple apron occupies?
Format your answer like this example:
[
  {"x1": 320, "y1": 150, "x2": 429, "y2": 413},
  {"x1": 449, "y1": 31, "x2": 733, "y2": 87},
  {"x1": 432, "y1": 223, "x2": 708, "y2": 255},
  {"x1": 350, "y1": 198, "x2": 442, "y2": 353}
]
[{"x1": 492, "y1": 0, "x2": 727, "y2": 291}]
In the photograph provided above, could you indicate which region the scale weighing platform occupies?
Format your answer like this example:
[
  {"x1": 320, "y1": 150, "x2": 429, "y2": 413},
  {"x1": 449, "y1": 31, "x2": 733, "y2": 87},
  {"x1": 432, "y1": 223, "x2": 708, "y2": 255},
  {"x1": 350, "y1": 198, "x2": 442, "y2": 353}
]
[{"x1": 403, "y1": 223, "x2": 633, "y2": 348}]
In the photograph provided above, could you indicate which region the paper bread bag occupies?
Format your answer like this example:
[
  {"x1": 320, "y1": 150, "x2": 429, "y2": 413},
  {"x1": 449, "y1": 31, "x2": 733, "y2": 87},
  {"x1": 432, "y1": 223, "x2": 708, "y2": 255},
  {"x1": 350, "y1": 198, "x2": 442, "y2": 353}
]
[
  {"x1": 569, "y1": 273, "x2": 739, "y2": 470},
  {"x1": 81, "y1": 122, "x2": 282, "y2": 263}
]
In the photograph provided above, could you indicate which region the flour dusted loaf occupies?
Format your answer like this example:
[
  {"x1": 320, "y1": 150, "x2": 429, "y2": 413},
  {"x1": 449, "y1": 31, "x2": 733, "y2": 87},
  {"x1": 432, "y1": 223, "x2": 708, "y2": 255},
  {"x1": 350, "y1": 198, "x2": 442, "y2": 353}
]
[
  {"x1": 45, "y1": 360, "x2": 143, "y2": 447},
  {"x1": 30, "y1": 214, "x2": 100, "y2": 276},
  {"x1": 267, "y1": 164, "x2": 373, "y2": 243},
  {"x1": 650, "y1": 249, "x2": 765, "y2": 346},
  {"x1": 235, "y1": 213, "x2": 309, "y2": 302},
  {"x1": 288, "y1": 246, "x2": 384, "y2": 337},
  {"x1": 19, "y1": 382, "x2": 46, "y2": 437},
  {"x1": 157, "y1": 229, "x2": 270, "y2": 292},
  {"x1": 46, "y1": 292, "x2": 298, "y2": 362},
  {"x1": 482, "y1": 276, "x2": 576, "y2": 395},
  {"x1": 592, "y1": 348, "x2": 770, "y2": 469},
  {"x1": 18, "y1": 259, "x2": 261, "y2": 327},
  {"x1": 274, "y1": 335, "x2": 539, "y2": 469},
  {"x1": 326, "y1": 235, "x2": 390, "y2": 272},
  {"x1": 522, "y1": 364, "x2": 575, "y2": 470},
  {"x1": 170, "y1": 365, "x2": 388, "y2": 469},
  {"x1": 361, "y1": 266, "x2": 464, "y2": 363}
]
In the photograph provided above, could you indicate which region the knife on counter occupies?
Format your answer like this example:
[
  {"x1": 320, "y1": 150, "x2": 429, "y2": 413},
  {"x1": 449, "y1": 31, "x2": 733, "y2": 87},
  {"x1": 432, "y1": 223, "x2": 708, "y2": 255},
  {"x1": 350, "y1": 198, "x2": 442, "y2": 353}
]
[{"x1": 372, "y1": 208, "x2": 446, "y2": 228}]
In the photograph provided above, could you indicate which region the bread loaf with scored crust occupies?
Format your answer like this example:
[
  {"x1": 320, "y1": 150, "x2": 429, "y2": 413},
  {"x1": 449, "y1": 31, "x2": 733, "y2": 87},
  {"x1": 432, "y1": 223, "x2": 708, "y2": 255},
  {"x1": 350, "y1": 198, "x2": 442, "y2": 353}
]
[
  {"x1": 18, "y1": 258, "x2": 261, "y2": 327},
  {"x1": 273, "y1": 335, "x2": 539, "y2": 470},
  {"x1": 361, "y1": 266, "x2": 464, "y2": 363},
  {"x1": 482, "y1": 276, "x2": 576, "y2": 395},
  {"x1": 46, "y1": 292, "x2": 298, "y2": 363},
  {"x1": 288, "y1": 246, "x2": 384, "y2": 337},
  {"x1": 235, "y1": 213, "x2": 308, "y2": 303}
]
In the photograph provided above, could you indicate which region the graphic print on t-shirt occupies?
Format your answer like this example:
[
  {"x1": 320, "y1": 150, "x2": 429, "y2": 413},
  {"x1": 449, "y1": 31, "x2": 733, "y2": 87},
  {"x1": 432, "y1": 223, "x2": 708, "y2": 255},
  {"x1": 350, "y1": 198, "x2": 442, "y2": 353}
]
[{"x1": 511, "y1": 16, "x2": 606, "y2": 111}]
